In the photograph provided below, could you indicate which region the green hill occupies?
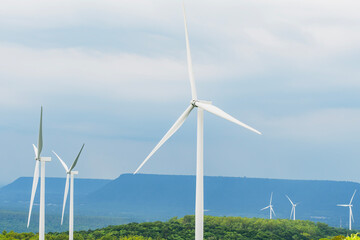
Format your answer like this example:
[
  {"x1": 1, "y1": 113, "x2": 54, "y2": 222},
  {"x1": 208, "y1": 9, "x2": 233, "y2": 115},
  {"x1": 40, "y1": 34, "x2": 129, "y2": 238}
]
[{"x1": 0, "y1": 215, "x2": 355, "y2": 240}]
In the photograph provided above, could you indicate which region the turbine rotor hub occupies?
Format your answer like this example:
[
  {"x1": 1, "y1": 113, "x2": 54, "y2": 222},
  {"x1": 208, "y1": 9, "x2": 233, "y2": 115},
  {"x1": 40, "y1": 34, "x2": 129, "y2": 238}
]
[
  {"x1": 190, "y1": 99, "x2": 198, "y2": 107},
  {"x1": 190, "y1": 99, "x2": 212, "y2": 107}
]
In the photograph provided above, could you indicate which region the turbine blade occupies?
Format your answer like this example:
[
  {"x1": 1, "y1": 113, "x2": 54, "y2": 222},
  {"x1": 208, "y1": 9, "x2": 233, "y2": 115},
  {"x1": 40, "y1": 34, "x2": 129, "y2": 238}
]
[
  {"x1": 52, "y1": 151, "x2": 69, "y2": 172},
  {"x1": 337, "y1": 204, "x2": 349, "y2": 207},
  {"x1": 61, "y1": 174, "x2": 70, "y2": 225},
  {"x1": 350, "y1": 190, "x2": 357, "y2": 204},
  {"x1": 270, "y1": 192, "x2": 273, "y2": 205},
  {"x1": 182, "y1": 3, "x2": 197, "y2": 100},
  {"x1": 27, "y1": 161, "x2": 39, "y2": 228},
  {"x1": 271, "y1": 207, "x2": 276, "y2": 217},
  {"x1": 195, "y1": 102, "x2": 261, "y2": 135},
  {"x1": 32, "y1": 144, "x2": 38, "y2": 159},
  {"x1": 69, "y1": 144, "x2": 85, "y2": 171},
  {"x1": 290, "y1": 206, "x2": 294, "y2": 219},
  {"x1": 37, "y1": 106, "x2": 43, "y2": 157},
  {"x1": 261, "y1": 206, "x2": 270, "y2": 211},
  {"x1": 134, "y1": 104, "x2": 194, "y2": 174},
  {"x1": 350, "y1": 207, "x2": 354, "y2": 223},
  {"x1": 286, "y1": 195, "x2": 294, "y2": 206}
]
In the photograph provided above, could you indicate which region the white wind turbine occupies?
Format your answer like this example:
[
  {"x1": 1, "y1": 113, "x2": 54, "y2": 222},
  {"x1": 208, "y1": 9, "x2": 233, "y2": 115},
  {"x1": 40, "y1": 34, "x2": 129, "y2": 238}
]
[
  {"x1": 133, "y1": 4, "x2": 262, "y2": 240},
  {"x1": 261, "y1": 192, "x2": 276, "y2": 219},
  {"x1": 286, "y1": 195, "x2": 299, "y2": 220},
  {"x1": 53, "y1": 144, "x2": 85, "y2": 240},
  {"x1": 337, "y1": 190, "x2": 356, "y2": 230},
  {"x1": 27, "y1": 107, "x2": 52, "y2": 240}
]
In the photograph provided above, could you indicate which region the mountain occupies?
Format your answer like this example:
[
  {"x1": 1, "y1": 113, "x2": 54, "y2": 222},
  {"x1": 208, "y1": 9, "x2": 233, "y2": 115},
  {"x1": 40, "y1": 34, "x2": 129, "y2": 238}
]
[
  {"x1": 1, "y1": 174, "x2": 360, "y2": 232},
  {"x1": 87, "y1": 174, "x2": 360, "y2": 227},
  {"x1": 0, "y1": 177, "x2": 111, "y2": 214}
]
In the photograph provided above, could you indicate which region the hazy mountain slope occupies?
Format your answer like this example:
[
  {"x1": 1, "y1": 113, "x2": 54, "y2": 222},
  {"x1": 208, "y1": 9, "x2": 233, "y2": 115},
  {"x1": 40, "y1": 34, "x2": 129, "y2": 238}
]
[
  {"x1": 0, "y1": 177, "x2": 111, "y2": 213},
  {"x1": 1, "y1": 174, "x2": 360, "y2": 231},
  {"x1": 88, "y1": 174, "x2": 360, "y2": 228}
]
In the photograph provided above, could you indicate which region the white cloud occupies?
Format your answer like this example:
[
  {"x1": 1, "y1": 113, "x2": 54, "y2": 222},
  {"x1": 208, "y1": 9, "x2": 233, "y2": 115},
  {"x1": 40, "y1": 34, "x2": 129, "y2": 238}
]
[
  {"x1": 262, "y1": 108, "x2": 360, "y2": 142},
  {"x1": 1, "y1": 0, "x2": 360, "y2": 183},
  {"x1": 1, "y1": 0, "x2": 360, "y2": 89},
  {"x1": 0, "y1": 43, "x2": 230, "y2": 106}
]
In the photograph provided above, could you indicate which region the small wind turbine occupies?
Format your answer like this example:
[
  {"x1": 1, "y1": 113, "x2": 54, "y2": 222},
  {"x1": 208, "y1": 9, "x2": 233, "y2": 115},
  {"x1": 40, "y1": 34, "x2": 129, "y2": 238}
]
[
  {"x1": 286, "y1": 195, "x2": 299, "y2": 220},
  {"x1": 27, "y1": 107, "x2": 51, "y2": 240},
  {"x1": 337, "y1": 189, "x2": 356, "y2": 230},
  {"x1": 53, "y1": 144, "x2": 85, "y2": 240},
  {"x1": 134, "y1": 4, "x2": 261, "y2": 240},
  {"x1": 261, "y1": 192, "x2": 275, "y2": 219}
]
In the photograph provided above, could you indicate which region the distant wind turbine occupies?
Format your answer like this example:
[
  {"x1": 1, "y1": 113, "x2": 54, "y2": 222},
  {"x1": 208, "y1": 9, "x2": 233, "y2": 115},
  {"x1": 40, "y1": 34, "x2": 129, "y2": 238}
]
[
  {"x1": 261, "y1": 192, "x2": 276, "y2": 219},
  {"x1": 286, "y1": 195, "x2": 299, "y2": 220},
  {"x1": 133, "y1": 4, "x2": 262, "y2": 240},
  {"x1": 53, "y1": 144, "x2": 84, "y2": 240},
  {"x1": 27, "y1": 107, "x2": 52, "y2": 240},
  {"x1": 337, "y1": 189, "x2": 356, "y2": 230}
]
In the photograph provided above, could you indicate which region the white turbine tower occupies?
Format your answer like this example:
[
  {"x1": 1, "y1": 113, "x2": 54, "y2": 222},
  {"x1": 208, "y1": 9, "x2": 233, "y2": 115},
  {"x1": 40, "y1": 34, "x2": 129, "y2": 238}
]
[
  {"x1": 337, "y1": 190, "x2": 356, "y2": 230},
  {"x1": 261, "y1": 192, "x2": 276, "y2": 219},
  {"x1": 134, "y1": 4, "x2": 262, "y2": 240},
  {"x1": 53, "y1": 144, "x2": 85, "y2": 240},
  {"x1": 286, "y1": 195, "x2": 298, "y2": 220},
  {"x1": 27, "y1": 107, "x2": 52, "y2": 240}
]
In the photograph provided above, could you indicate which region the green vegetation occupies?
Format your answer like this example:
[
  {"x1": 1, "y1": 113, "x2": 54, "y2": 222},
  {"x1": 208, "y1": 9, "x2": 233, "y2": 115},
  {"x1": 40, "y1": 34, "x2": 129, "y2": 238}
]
[
  {"x1": 0, "y1": 231, "x2": 151, "y2": 240},
  {"x1": 0, "y1": 215, "x2": 357, "y2": 240},
  {"x1": 320, "y1": 234, "x2": 360, "y2": 240}
]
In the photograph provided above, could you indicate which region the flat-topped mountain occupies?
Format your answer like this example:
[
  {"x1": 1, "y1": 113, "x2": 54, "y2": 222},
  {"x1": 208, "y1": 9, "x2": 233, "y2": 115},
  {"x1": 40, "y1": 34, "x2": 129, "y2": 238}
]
[
  {"x1": 0, "y1": 177, "x2": 111, "y2": 213},
  {"x1": 88, "y1": 174, "x2": 360, "y2": 227},
  {"x1": 1, "y1": 174, "x2": 360, "y2": 231}
]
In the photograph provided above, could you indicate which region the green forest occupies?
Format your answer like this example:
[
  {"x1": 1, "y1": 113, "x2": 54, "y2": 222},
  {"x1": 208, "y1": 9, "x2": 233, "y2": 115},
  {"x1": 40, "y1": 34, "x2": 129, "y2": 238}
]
[{"x1": 0, "y1": 215, "x2": 358, "y2": 240}]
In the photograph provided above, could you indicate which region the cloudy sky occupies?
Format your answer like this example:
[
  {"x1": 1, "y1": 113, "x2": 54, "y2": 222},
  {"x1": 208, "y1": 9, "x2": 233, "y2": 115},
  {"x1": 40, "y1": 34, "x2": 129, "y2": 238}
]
[{"x1": 1, "y1": 0, "x2": 360, "y2": 185}]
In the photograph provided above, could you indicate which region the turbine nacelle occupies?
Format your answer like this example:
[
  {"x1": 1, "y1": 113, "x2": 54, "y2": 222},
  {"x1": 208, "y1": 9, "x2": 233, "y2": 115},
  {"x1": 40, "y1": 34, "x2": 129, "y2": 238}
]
[
  {"x1": 34, "y1": 157, "x2": 51, "y2": 162},
  {"x1": 191, "y1": 99, "x2": 212, "y2": 107}
]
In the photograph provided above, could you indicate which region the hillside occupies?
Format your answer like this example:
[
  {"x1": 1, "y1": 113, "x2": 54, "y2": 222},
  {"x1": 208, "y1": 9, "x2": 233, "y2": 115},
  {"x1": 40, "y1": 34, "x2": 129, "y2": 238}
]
[
  {"x1": 1, "y1": 174, "x2": 360, "y2": 232},
  {"x1": 0, "y1": 177, "x2": 111, "y2": 213},
  {"x1": 87, "y1": 174, "x2": 360, "y2": 227},
  {"x1": 0, "y1": 216, "x2": 355, "y2": 240},
  {"x1": 0, "y1": 177, "x2": 120, "y2": 233}
]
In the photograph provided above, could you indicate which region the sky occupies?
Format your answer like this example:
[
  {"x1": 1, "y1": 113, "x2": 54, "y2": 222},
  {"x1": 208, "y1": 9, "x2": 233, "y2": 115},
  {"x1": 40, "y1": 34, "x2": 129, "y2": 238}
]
[{"x1": 1, "y1": 0, "x2": 360, "y2": 185}]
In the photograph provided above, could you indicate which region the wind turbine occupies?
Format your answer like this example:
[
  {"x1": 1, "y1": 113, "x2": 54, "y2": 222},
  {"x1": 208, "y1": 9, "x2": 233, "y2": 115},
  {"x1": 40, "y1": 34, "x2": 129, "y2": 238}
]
[
  {"x1": 133, "y1": 4, "x2": 262, "y2": 240},
  {"x1": 337, "y1": 190, "x2": 356, "y2": 230},
  {"x1": 27, "y1": 107, "x2": 52, "y2": 240},
  {"x1": 261, "y1": 192, "x2": 275, "y2": 219},
  {"x1": 53, "y1": 144, "x2": 85, "y2": 240},
  {"x1": 286, "y1": 195, "x2": 299, "y2": 220}
]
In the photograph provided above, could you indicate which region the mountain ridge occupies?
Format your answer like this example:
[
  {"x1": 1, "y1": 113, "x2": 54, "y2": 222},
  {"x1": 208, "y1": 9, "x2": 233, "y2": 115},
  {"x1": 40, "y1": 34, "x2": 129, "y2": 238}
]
[{"x1": 1, "y1": 174, "x2": 360, "y2": 231}]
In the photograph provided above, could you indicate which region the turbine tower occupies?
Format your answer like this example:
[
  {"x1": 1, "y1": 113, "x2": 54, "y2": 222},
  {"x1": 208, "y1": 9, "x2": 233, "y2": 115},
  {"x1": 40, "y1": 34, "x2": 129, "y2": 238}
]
[
  {"x1": 286, "y1": 195, "x2": 298, "y2": 220},
  {"x1": 134, "y1": 4, "x2": 262, "y2": 240},
  {"x1": 27, "y1": 107, "x2": 52, "y2": 240},
  {"x1": 261, "y1": 192, "x2": 275, "y2": 219},
  {"x1": 53, "y1": 144, "x2": 84, "y2": 240},
  {"x1": 337, "y1": 190, "x2": 356, "y2": 230}
]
